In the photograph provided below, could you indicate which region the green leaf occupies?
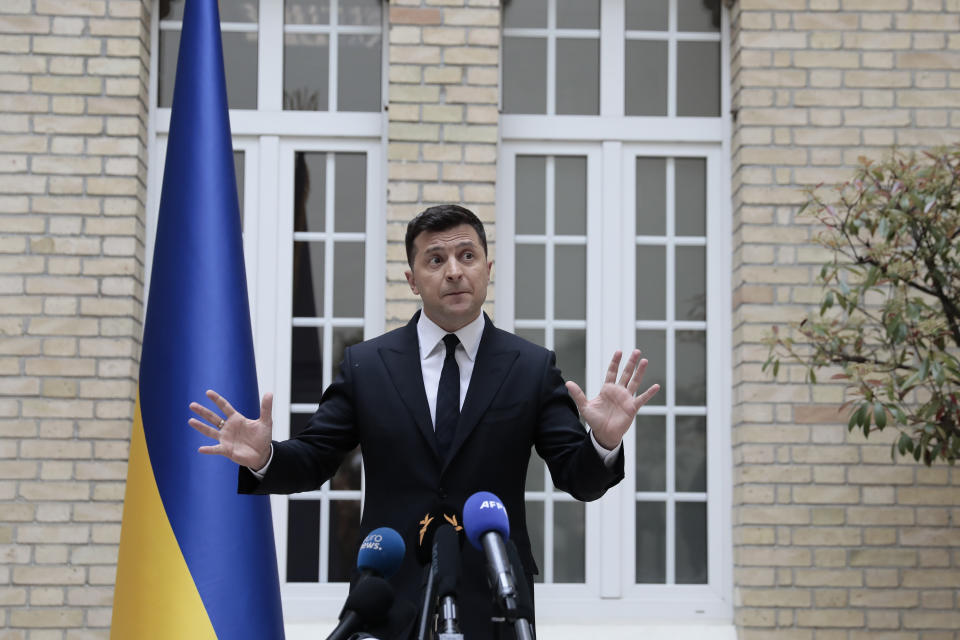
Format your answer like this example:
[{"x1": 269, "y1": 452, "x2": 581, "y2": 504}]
[
  {"x1": 874, "y1": 402, "x2": 886, "y2": 429},
  {"x1": 848, "y1": 408, "x2": 860, "y2": 431}
]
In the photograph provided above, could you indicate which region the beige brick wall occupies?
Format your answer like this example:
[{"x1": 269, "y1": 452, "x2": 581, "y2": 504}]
[
  {"x1": 730, "y1": 0, "x2": 960, "y2": 638},
  {"x1": 385, "y1": 0, "x2": 500, "y2": 329},
  {"x1": 0, "y1": 0, "x2": 150, "y2": 637}
]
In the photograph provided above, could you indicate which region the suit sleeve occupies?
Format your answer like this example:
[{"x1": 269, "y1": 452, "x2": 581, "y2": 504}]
[
  {"x1": 533, "y1": 350, "x2": 625, "y2": 502},
  {"x1": 239, "y1": 346, "x2": 360, "y2": 495}
]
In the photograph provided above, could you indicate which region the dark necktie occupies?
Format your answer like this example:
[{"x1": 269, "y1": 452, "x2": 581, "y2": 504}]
[{"x1": 435, "y1": 333, "x2": 460, "y2": 459}]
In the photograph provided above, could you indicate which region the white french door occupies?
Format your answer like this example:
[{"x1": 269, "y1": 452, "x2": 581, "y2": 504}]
[{"x1": 497, "y1": 141, "x2": 731, "y2": 621}]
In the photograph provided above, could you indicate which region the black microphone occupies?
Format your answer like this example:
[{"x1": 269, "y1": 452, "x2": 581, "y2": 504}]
[
  {"x1": 462, "y1": 492, "x2": 534, "y2": 640},
  {"x1": 414, "y1": 505, "x2": 464, "y2": 566},
  {"x1": 415, "y1": 505, "x2": 465, "y2": 640},
  {"x1": 434, "y1": 525, "x2": 462, "y2": 638},
  {"x1": 325, "y1": 576, "x2": 394, "y2": 640}
]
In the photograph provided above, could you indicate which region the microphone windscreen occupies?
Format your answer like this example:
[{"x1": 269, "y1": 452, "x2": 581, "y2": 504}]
[
  {"x1": 462, "y1": 491, "x2": 510, "y2": 551},
  {"x1": 414, "y1": 505, "x2": 464, "y2": 565},
  {"x1": 343, "y1": 576, "x2": 394, "y2": 625},
  {"x1": 435, "y1": 525, "x2": 461, "y2": 597},
  {"x1": 356, "y1": 527, "x2": 405, "y2": 578}
]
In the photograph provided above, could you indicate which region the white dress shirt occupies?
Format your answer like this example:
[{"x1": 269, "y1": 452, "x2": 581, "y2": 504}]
[
  {"x1": 251, "y1": 310, "x2": 620, "y2": 476},
  {"x1": 417, "y1": 310, "x2": 484, "y2": 425}
]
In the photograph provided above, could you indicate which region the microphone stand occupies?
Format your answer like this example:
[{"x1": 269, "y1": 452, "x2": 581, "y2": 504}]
[{"x1": 416, "y1": 561, "x2": 438, "y2": 640}]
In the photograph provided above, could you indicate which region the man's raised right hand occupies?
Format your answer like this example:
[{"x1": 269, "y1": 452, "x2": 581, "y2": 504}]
[{"x1": 188, "y1": 389, "x2": 273, "y2": 470}]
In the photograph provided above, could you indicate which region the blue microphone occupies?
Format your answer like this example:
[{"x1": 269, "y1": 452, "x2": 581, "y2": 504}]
[
  {"x1": 463, "y1": 492, "x2": 516, "y2": 608},
  {"x1": 462, "y1": 492, "x2": 533, "y2": 640},
  {"x1": 357, "y1": 527, "x2": 406, "y2": 580}
]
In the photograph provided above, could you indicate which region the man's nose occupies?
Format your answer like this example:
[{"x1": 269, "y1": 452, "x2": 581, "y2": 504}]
[{"x1": 445, "y1": 256, "x2": 462, "y2": 278}]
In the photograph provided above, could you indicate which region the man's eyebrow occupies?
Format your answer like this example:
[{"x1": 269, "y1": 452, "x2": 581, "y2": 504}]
[{"x1": 423, "y1": 240, "x2": 477, "y2": 254}]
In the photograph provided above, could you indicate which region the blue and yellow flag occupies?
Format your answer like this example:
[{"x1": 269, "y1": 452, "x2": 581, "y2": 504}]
[{"x1": 111, "y1": 0, "x2": 284, "y2": 637}]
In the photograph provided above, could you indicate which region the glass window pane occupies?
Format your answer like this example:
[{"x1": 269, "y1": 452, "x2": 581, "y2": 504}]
[
  {"x1": 292, "y1": 242, "x2": 324, "y2": 317},
  {"x1": 516, "y1": 328, "x2": 544, "y2": 347},
  {"x1": 636, "y1": 245, "x2": 665, "y2": 321},
  {"x1": 340, "y1": 0, "x2": 381, "y2": 26},
  {"x1": 158, "y1": 30, "x2": 178, "y2": 108},
  {"x1": 676, "y1": 246, "x2": 706, "y2": 322},
  {"x1": 675, "y1": 158, "x2": 706, "y2": 236},
  {"x1": 526, "y1": 451, "x2": 545, "y2": 492},
  {"x1": 557, "y1": 0, "x2": 599, "y2": 29},
  {"x1": 332, "y1": 326, "x2": 364, "y2": 376},
  {"x1": 334, "y1": 153, "x2": 367, "y2": 233},
  {"x1": 526, "y1": 500, "x2": 545, "y2": 583},
  {"x1": 635, "y1": 414, "x2": 665, "y2": 492},
  {"x1": 286, "y1": 0, "x2": 331, "y2": 25},
  {"x1": 556, "y1": 38, "x2": 599, "y2": 116},
  {"x1": 554, "y1": 329, "x2": 585, "y2": 395},
  {"x1": 677, "y1": 41, "x2": 721, "y2": 117},
  {"x1": 333, "y1": 242, "x2": 365, "y2": 317},
  {"x1": 677, "y1": 0, "x2": 721, "y2": 32},
  {"x1": 636, "y1": 157, "x2": 666, "y2": 236},
  {"x1": 503, "y1": 37, "x2": 547, "y2": 115},
  {"x1": 636, "y1": 330, "x2": 665, "y2": 406},
  {"x1": 294, "y1": 152, "x2": 327, "y2": 232},
  {"x1": 233, "y1": 150, "x2": 244, "y2": 231},
  {"x1": 287, "y1": 499, "x2": 320, "y2": 582},
  {"x1": 676, "y1": 330, "x2": 706, "y2": 406},
  {"x1": 635, "y1": 501, "x2": 665, "y2": 583},
  {"x1": 516, "y1": 156, "x2": 546, "y2": 235},
  {"x1": 676, "y1": 416, "x2": 707, "y2": 492},
  {"x1": 328, "y1": 499, "x2": 362, "y2": 582},
  {"x1": 291, "y1": 327, "x2": 323, "y2": 403},
  {"x1": 554, "y1": 245, "x2": 586, "y2": 321},
  {"x1": 159, "y1": 0, "x2": 258, "y2": 22},
  {"x1": 676, "y1": 502, "x2": 708, "y2": 584},
  {"x1": 625, "y1": 40, "x2": 667, "y2": 116},
  {"x1": 285, "y1": 34, "x2": 330, "y2": 111},
  {"x1": 338, "y1": 34, "x2": 381, "y2": 112},
  {"x1": 222, "y1": 31, "x2": 258, "y2": 109},
  {"x1": 555, "y1": 156, "x2": 587, "y2": 236},
  {"x1": 515, "y1": 244, "x2": 545, "y2": 320},
  {"x1": 626, "y1": 0, "x2": 668, "y2": 31},
  {"x1": 504, "y1": 0, "x2": 548, "y2": 28},
  {"x1": 553, "y1": 502, "x2": 585, "y2": 583},
  {"x1": 329, "y1": 446, "x2": 362, "y2": 490},
  {"x1": 290, "y1": 412, "x2": 312, "y2": 437}
]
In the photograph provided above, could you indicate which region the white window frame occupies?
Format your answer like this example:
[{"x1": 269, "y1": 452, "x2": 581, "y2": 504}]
[
  {"x1": 272, "y1": 137, "x2": 384, "y2": 619},
  {"x1": 496, "y1": 0, "x2": 733, "y2": 624},
  {"x1": 146, "y1": 0, "x2": 388, "y2": 623}
]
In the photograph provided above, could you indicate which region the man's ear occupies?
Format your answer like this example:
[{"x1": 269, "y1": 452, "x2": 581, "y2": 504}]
[{"x1": 404, "y1": 269, "x2": 419, "y2": 295}]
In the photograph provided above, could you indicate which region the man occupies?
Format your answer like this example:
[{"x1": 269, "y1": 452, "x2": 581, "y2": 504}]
[{"x1": 188, "y1": 205, "x2": 659, "y2": 637}]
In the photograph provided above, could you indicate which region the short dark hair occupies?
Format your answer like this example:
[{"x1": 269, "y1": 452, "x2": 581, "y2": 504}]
[{"x1": 405, "y1": 204, "x2": 488, "y2": 268}]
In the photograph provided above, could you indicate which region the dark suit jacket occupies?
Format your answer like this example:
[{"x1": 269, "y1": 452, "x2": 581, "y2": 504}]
[{"x1": 240, "y1": 312, "x2": 624, "y2": 637}]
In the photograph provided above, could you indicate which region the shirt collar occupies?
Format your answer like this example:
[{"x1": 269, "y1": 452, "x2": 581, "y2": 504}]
[{"x1": 417, "y1": 311, "x2": 485, "y2": 362}]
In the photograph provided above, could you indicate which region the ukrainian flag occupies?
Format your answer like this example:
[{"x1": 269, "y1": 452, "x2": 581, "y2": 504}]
[{"x1": 111, "y1": 0, "x2": 284, "y2": 637}]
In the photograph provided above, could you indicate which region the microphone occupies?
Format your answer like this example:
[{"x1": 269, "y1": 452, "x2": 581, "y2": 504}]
[
  {"x1": 357, "y1": 527, "x2": 406, "y2": 580},
  {"x1": 462, "y1": 491, "x2": 534, "y2": 640},
  {"x1": 325, "y1": 576, "x2": 394, "y2": 640},
  {"x1": 414, "y1": 505, "x2": 464, "y2": 566},
  {"x1": 415, "y1": 506, "x2": 465, "y2": 640},
  {"x1": 434, "y1": 525, "x2": 462, "y2": 637}
]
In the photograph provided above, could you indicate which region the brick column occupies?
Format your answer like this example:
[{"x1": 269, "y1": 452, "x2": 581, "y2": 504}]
[
  {"x1": 0, "y1": 0, "x2": 150, "y2": 637},
  {"x1": 384, "y1": 0, "x2": 501, "y2": 329},
  {"x1": 730, "y1": 1, "x2": 960, "y2": 638}
]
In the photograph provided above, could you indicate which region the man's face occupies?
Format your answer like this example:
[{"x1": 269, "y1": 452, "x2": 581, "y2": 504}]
[{"x1": 405, "y1": 224, "x2": 492, "y2": 332}]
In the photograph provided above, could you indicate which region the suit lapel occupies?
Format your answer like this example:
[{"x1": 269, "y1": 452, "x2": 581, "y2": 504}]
[
  {"x1": 444, "y1": 315, "x2": 519, "y2": 470},
  {"x1": 378, "y1": 312, "x2": 440, "y2": 461}
]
